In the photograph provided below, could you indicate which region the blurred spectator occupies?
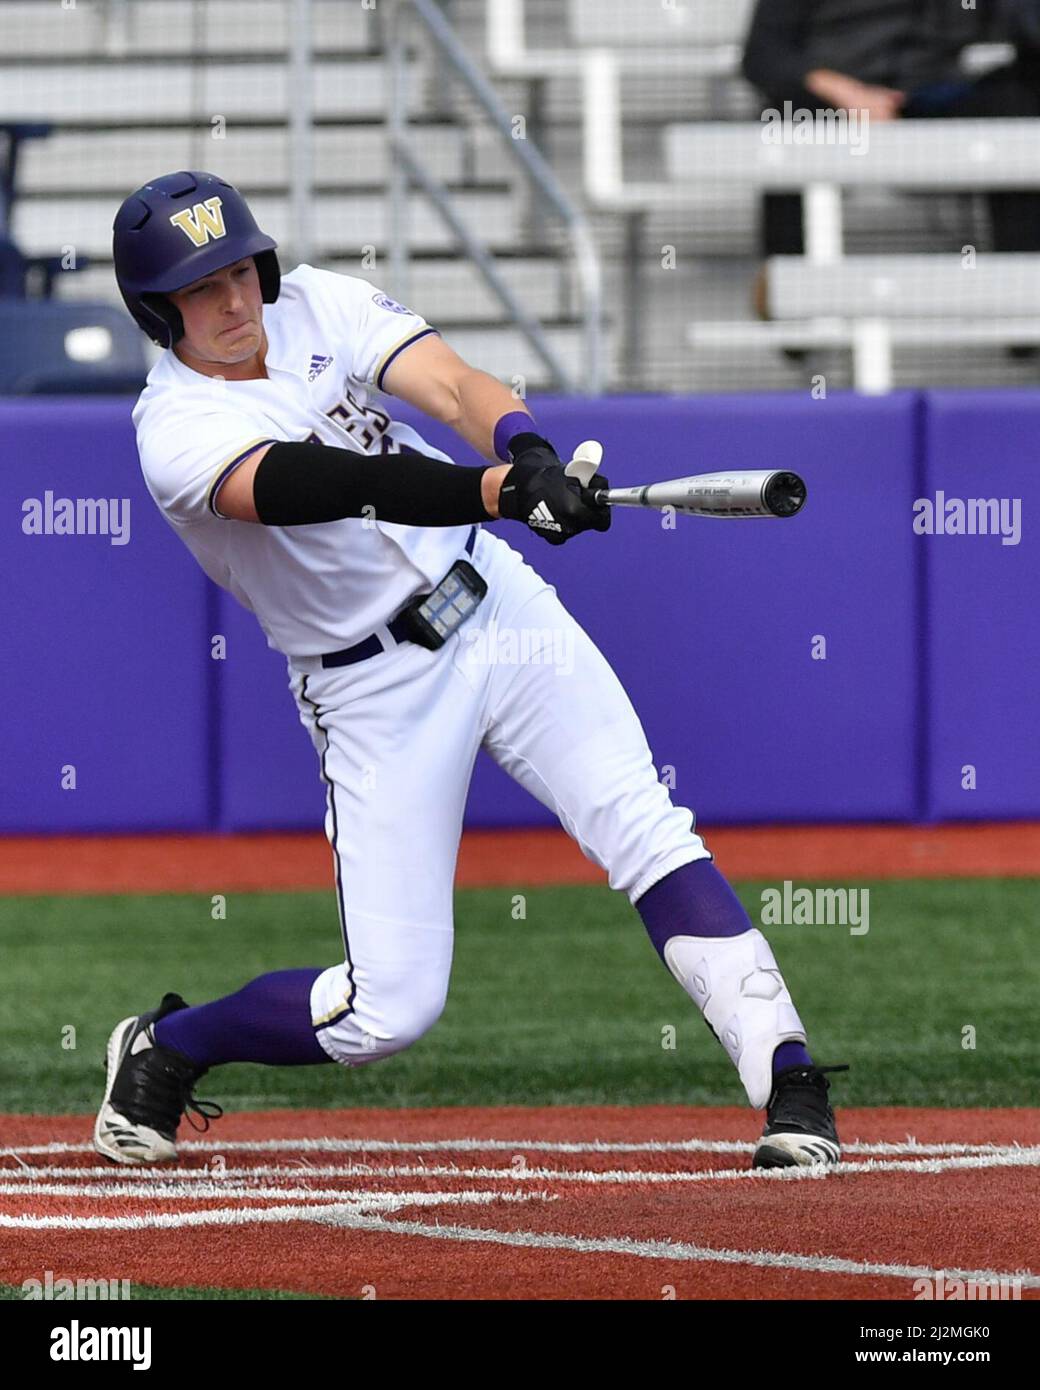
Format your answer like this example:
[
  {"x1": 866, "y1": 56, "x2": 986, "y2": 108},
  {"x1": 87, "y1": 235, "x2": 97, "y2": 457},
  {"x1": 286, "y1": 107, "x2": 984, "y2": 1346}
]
[{"x1": 742, "y1": 0, "x2": 1040, "y2": 256}]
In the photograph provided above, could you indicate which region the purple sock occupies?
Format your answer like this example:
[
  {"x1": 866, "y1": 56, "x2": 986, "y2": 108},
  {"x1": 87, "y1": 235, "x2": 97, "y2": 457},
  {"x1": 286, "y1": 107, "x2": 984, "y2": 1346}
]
[
  {"x1": 154, "y1": 968, "x2": 331, "y2": 1068},
  {"x1": 772, "y1": 1039, "x2": 814, "y2": 1073},
  {"x1": 637, "y1": 859, "x2": 753, "y2": 955},
  {"x1": 637, "y1": 860, "x2": 813, "y2": 1077}
]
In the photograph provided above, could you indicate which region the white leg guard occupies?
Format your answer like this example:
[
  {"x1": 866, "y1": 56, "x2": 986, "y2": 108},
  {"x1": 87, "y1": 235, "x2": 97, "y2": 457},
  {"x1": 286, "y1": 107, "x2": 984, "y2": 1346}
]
[{"x1": 663, "y1": 929, "x2": 807, "y2": 1108}]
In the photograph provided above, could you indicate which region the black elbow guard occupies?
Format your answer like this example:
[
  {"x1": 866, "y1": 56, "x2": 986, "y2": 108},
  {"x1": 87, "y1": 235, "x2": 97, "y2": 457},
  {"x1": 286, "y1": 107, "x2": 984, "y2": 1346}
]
[{"x1": 252, "y1": 440, "x2": 491, "y2": 527}]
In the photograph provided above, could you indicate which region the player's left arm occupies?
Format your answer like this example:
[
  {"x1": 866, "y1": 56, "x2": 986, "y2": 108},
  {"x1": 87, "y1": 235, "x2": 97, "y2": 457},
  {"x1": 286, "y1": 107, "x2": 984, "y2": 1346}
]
[
  {"x1": 380, "y1": 333, "x2": 534, "y2": 473},
  {"x1": 379, "y1": 330, "x2": 609, "y2": 535}
]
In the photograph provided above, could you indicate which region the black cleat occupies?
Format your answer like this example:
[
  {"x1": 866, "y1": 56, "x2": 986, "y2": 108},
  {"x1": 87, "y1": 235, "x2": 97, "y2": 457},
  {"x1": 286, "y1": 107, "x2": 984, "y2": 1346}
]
[
  {"x1": 752, "y1": 1064, "x2": 846, "y2": 1169},
  {"x1": 93, "y1": 993, "x2": 223, "y2": 1165}
]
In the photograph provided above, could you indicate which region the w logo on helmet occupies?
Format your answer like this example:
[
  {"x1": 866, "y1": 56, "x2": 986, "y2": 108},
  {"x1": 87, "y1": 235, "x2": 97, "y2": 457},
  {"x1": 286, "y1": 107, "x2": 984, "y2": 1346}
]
[{"x1": 169, "y1": 196, "x2": 227, "y2": 247}]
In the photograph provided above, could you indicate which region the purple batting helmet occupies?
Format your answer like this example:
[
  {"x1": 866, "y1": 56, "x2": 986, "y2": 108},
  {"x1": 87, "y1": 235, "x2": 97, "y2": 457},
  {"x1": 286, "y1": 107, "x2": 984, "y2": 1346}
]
[{"x1": 112, "y1": 170, "x2": 279, "y2": 347}]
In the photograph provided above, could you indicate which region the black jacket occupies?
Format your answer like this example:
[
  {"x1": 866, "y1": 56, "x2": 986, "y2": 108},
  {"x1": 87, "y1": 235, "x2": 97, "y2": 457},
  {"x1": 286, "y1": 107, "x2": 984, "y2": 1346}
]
[{"x1": 742, "y1": 0, "x2": 1040, "y2": 97}]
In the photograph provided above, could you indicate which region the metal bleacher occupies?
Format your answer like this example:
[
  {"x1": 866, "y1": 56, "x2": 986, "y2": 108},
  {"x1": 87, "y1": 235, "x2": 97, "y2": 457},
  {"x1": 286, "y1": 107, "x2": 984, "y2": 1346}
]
[
  {"x1": 767, "y1": 254, "x2": 1040, "y2": 320},
  {"x1": 1, "y1": 0, "x2": 599, "y2": 389},
  {"x1": 3, "y1": 0, "x2": 401, "y2": 291},
  {"x1": 481, "y1": 0, "x2": 1040, "y2": 392},
  {"x1": 3, "y1": 0, "x2": 1038, "y2": 394},
  {"x1": 569, "y1": 0, "x2": 754, "y2": 53},
  {"x1": 488, "y1": 0, "x2": 754, "y2": 78},
  {"x1": 671, "y1": 121, "x2": 1040, "y2": 390},
  {"x1": 741, "y1": 253, "x2": 1040, "y2": 393}
]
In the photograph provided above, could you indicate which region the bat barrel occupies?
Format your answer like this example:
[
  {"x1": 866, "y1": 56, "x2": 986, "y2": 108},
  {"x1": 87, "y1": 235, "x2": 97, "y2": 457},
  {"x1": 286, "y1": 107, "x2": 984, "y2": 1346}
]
[
  {"x1": 763, "y1": 471, "x2": 807, "y2": 517},
  {"x1": 597, "y1": 469, "x2": 808, "y2": 518}
]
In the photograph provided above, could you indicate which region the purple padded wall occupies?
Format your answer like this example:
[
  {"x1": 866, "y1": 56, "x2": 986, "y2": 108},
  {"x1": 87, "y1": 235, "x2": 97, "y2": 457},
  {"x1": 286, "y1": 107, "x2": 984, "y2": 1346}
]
[
  {"x1": 213, "y1": 392, "x2": 920, "y2": 830},
  {"x1": 0, "y1": 399, "x2": 210, "y2": 831},
  {"x1": 392, "y1": 393, "x2": 921, "y2": 826},
  {"x1": 11, "y1": 388, "x2": 1019, "y2": 834},
  {"x1": 923, "y1": 391, "x2": 1040, "y2": 820}
]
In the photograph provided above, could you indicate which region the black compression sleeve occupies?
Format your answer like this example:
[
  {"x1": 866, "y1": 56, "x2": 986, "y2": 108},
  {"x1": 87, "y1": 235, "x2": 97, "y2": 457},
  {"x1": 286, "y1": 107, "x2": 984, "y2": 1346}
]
[{"x1": 251, "y1": 440, "x2": 492, "y2": 527}]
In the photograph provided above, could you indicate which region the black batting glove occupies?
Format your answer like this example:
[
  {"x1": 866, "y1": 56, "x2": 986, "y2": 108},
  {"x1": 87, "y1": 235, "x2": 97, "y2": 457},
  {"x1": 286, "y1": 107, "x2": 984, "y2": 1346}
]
[
  {"x1": 498, "y1": 453, "x2": 612, "y2": 546},
  {"x1": 504, "y1": 431, "x2": 563, "y2": 472}
]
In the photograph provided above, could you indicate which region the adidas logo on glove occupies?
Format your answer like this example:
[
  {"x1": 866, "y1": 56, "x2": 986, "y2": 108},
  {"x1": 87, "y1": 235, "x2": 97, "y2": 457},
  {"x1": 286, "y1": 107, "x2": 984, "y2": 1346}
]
[{"x1": 526, "y1": 500, "x2": 562, "y2": 532}]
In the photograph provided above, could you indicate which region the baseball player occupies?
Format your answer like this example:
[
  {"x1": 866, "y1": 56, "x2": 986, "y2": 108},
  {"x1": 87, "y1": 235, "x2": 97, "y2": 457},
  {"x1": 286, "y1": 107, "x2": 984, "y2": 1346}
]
[{"x1": 95, "y1": 171, "x2": 843, "y2": 1170}]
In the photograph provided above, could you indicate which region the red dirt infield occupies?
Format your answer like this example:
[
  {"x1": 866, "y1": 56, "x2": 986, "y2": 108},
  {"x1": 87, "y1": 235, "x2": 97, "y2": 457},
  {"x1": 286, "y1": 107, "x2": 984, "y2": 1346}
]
[
  {"x1": 1, "y1": 1107, "x2": 1037, "y2": 1301},
  {"x1": 3, "y1": 828, "x2": 1037, "y2": 1301},
  {"x1": 1, "y1": 821, "x2": 1039, "y2": 896}
]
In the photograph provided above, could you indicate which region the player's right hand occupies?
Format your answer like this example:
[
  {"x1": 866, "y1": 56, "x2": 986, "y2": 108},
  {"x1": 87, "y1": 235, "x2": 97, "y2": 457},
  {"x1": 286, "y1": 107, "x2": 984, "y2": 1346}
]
[{"x1": 497, "y1": 455, "x2": 612, "y2": 545}]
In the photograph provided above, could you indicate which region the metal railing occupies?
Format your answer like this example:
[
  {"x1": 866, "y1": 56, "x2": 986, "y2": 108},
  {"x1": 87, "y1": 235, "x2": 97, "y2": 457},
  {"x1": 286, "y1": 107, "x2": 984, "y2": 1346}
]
[
  {"x1": 288, "y1": 0, "x2": 314, "y2": 267},
  {"x1": 385, "y1": 0, "x2": 604, "y2": 393}
]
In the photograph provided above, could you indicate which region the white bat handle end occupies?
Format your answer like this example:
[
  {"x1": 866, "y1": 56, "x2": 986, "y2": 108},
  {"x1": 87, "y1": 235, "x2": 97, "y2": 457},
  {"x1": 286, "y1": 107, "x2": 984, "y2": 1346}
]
[{"x1": 564, "y1": 439, "x2": 604, "y2": 488}]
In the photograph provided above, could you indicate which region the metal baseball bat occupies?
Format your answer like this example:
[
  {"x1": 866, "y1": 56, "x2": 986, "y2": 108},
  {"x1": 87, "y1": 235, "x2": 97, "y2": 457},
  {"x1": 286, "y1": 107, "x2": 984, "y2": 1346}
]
[
  {"x1": 563, "y1": 444, "x2": 806, "y2": 519},
  {"x1": 594, "y1": 470, "x2": 807, "y2": 519}
]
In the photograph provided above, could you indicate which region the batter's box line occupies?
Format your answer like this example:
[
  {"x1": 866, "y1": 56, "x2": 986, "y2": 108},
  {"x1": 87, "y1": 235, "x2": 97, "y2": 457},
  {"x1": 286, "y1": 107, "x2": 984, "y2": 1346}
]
[
  {"x1": 11, "y1": 1137, "x2": 1036, "y2": 1159},
  {"x1": 4, "y1": 1149, "x2": 1039, "y2": 1191},
  {"x1": 0, "y1": 1202, "x2": 1036, "y2": 1292},
  {"x1": 0, "y1": 1179, "x2": 559, "y2": 1202},
  {"x1": 0, "y1": 1187, "x2": 557, "y2": 1227}
]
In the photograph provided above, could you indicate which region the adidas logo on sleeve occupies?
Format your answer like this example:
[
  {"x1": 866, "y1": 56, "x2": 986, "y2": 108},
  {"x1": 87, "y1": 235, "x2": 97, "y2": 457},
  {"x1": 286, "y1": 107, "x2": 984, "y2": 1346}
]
[
  {"x1": 527, "y1": 500, "x2": 562, "y2": 532},
  {"x1": 308, "y1": 353, "x2": 334, "y2": 382}
]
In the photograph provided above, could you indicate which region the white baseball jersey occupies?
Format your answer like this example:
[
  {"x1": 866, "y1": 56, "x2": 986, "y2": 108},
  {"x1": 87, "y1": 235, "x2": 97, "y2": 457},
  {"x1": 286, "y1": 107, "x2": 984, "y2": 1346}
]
[{"x1": 133, "y1": 264, "x2": 475, "y2": 655}]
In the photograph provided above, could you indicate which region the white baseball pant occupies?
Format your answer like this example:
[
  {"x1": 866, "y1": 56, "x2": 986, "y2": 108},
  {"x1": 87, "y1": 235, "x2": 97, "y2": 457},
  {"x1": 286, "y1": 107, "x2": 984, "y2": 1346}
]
[{"x1": 288, "y1": 528, "x2": 709, "y2": 1066}]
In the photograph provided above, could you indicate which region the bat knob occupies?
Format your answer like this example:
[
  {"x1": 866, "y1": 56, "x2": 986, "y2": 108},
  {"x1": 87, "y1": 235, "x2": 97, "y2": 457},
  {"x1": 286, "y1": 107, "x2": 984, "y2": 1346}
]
[
  {"x1": 764, "y1": 471, "x2": 807, "y2": 517},
  {"x1": 564, "y1": 439, "x2": 603, "y2": 488}
]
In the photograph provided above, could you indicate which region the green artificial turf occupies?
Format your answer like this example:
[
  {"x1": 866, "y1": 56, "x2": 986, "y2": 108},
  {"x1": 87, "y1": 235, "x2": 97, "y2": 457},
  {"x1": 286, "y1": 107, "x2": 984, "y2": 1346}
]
[{"x1": 0, "y1": 880, "x2": 1036, "y2": 1113}]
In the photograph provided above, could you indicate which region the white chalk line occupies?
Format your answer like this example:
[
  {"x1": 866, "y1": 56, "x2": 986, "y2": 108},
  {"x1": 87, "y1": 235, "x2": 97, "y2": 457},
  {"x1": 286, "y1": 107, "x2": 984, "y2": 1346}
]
[
  {"x1": 0, "y1": 1182, "x2": 537, "y2": 1201},
  {"x1": 2, "y1": 1139, "x2": 1040, "y2": 1184},
  {"x1": 0, "y1": 1180, "x2": 555, "y2": 1201},
  {"x1": 7, "y1": 1136, "x2": 1035, "y2": 1158},
  {"x1": 0, "y1": 1189, "x2": 553, "y2": 1229},
  {"x1": 3, "y1": 1147, "x2": 1040, "y2": 1197},
  {"x1": 1, "y1": 1199, "x2": 1036, "y2": 1290},
  {"x1": 4, "y1": 1140, "x2": 1036, "y2": 1291},
  {"x1": 313, "y1": 1213, "x2": 1040, "y2": 1289}
]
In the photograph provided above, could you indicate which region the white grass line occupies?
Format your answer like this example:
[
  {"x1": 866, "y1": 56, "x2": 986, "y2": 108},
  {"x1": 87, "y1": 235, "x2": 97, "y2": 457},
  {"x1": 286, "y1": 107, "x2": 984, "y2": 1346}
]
[
  {"x1": 0, "y1": 1189, "x2": 553, "y2": 1228},
  {"x1": 2, "y1": 1199, "x2": 1036, "y2": 1290},
  {"x1": 9, "y1": 1137, "x2": 1037, "y2": 1159},
  {"x1": 3, "y1": 1149, "x2": 1039, "y2": 1193}
]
